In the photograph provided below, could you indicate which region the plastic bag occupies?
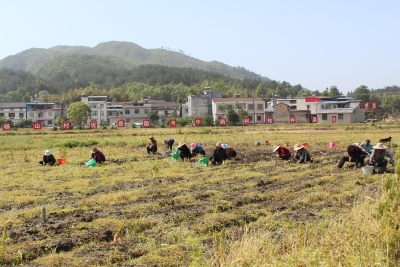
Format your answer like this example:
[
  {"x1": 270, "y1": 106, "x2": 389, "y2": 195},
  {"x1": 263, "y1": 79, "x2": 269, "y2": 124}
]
[
  {"x1": 255, "y1": 142, "x2": 260, "y2": 146},
  {"x1": 329, "y1": 142, "x2": 336, "y2": 148},
  {"x1": 198, "y1": 157, "x2": 209, "y2": 166},
  {"x1": 85, "y1": 158, "x2": 97, "y2": 167},
  {"x1": 171, "y1": 148, "x2": 181, "y2": 162}
]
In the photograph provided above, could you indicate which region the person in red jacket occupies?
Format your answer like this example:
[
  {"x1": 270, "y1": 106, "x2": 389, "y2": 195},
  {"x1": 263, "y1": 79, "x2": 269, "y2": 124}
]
[
  {"x1": 273, "y1": 145, "x2": 291, "y2": 160},
  {"x1": 90, "y1": 147, "x2": 106, "y2": 163}
]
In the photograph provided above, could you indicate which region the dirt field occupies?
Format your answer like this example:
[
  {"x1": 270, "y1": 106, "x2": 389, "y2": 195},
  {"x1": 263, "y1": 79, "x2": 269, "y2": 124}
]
[{"x1": 0, "y1": 124, "x2": 398, "y2": 266}]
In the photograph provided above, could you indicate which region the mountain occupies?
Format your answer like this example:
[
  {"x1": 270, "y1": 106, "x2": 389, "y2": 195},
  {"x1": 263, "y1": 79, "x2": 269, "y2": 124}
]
[{"x1": 0, "y1": 41, "x2": 268, "y2": 81}]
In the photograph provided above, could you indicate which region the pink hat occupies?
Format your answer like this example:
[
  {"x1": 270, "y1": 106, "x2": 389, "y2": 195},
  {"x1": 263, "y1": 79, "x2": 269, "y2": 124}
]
[{"x1": 190, "y1": 143, "x2": 197, "y2": 150}]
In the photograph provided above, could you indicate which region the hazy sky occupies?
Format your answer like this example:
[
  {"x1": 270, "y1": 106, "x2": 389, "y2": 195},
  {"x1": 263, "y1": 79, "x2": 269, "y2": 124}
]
[{"x1": 0, "y1": 0, "x2": 399, "y2": 93}]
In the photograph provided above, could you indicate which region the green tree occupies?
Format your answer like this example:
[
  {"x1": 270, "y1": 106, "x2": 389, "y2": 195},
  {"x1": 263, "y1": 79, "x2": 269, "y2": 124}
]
[
  {"x1": 147, "y1": 111, "x2": 160, "y2": 125},
  {"x1": 5, "y1": 91, "x2": 21, "y2": 102},
  {"x1": 170, "y1": 111, "x2": 179, "y2": 118},
  {"x1": 202, "y1": 115, "x2": 213, "y2": 126},
  {"x1": 227, "y1": 109, "x2": 239, "y2": 125},
  {"x1": 237, "y1": 108, "x2": 249, "y2": 120},
  {"x1": 55, "y1": 117, "x2": 64, "y2": 127},
  {"x1": 329, "y1": 86, "x2": 340, "y2": 97},
  {"x1": 354, "y1": 85, "x2": 370, "y2": 102},
  {"x1": 322, "y1": 89, "x2": 329, "y2": 96},
  {"x1": 67, "y1": 102, "x2": 91, "y2": 126},
  {"x1": 255, "y1": 83, "x2": 265, "y2": 97},
  {"x1": 218, "y1": 103, "x2": 227, "y2": 113}
]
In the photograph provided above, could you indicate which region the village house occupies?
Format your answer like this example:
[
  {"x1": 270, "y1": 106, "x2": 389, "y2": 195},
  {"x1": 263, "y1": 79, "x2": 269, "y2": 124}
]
[
  {"x1": 80, "y1": 93, "x2": 108, "y2": 125},
  {"x1": 26, "y1": 102, "x2": 55, "y2": 127},
  {"x1": 316, "y1": 100, "x2": 365, "y2": 123},
  {"x1": 273, "y1": 103, "x2": 311, "y2": 124},
  {"x1": 211, "y1": 97, "x2": 265, "y2": 124},
  {"x1": 107, "y1": 102, "x2": 151, "y2": 126},
  {"x1": 150, "y1": 101, "x2": 181, "y2": 124},
  {"x1": 0, "y1": 102, "x2": 27, "y2": 124},
  {"x1": 188, "y1": 86, "x2": 222, "y2": 117}
]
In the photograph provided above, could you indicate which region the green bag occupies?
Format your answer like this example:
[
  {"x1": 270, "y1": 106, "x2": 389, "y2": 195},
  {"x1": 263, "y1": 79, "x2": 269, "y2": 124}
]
[
  {"x1": 171, "y1": 148, "x2": 181, "y2": 162},
  {"x1": 198, "y1": 157, "x2": 209, "y2": 166},
  {"x1": 85, "y1": 158, "x2": 97, "y2": 167}
]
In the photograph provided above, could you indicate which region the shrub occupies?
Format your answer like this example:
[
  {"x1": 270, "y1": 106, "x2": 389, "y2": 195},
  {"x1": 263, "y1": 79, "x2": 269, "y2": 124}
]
[
  {"x1": 131, "y1": 123, "x2": 136, "y2": 128},
  {"x1": 102, "y1": 126, "x2": 108, "y2": 130},
  {"x1": 59, "y1": 139, "x2": 99, "y2": 148},
  {"x1": 52, "y1": 126, "x2": 58, "y2": 131}
]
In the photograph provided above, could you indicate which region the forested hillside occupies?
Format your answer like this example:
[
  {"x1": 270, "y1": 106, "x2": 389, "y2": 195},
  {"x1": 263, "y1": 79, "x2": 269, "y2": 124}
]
[
  {"x1": 0, "y1": 54, "x2": 310, "y2": 104},
  {"x1": 0, "y1": 41, "x2": 266, "y2": 80}
]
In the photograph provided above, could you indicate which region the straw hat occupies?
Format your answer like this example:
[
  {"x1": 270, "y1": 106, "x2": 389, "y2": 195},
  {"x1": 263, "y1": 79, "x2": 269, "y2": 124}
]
[
  {"x1": 273, "y1": 145, "x2": 280, "y2": 152},
  {"x1": 178, "y1": 142, "x2": 185, "y2": 148},
  {"x1": 215, "y1": 142, "x2": 222, "y2": 148},
  {"x1": 44, "y1": 150, "x2": 51, "y2": 156},
  {"x1": 293, "y1": 143, "x2": 304, "y2": 151},
  {"x1": 190, "y1": 143, "x2": 197, "y2": 150},
  {"x1": 372, "y1": 143, "x2": 387, "y2": 149},
  {"x1": 91, "y1": 147, "x2": 99, "y2": 153},
  {"x1": 149, "y1": 135, "x2": 154, "y2": 139}
]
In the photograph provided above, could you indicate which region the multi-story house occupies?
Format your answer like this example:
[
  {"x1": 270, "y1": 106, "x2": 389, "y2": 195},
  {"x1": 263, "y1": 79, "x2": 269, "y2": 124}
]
[
  {"x1": 80, "y1": 93, "x2": 108, "y2": 125},
  {"x1": 107, "y1": 102, "x2": 151, "y2": 126},
  {"x1": 0, "y1": 102, "x2": 27, "y2": 124},
  {"x1": 26, "y1": 102, "x2": 55, "y2": 126},
  {"x1": 150, "y1": 101, "x2": 181, "y2": 123},
  {"x1": 188, "y1": 87, "x2": 222, "y2": 117},
  {"x1": 211, "y1": 97, "x2": 265, "y2": 124}
]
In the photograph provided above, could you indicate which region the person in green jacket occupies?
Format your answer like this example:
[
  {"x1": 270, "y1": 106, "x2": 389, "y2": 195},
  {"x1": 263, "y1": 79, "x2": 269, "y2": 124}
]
[
  {"x1": 368, "y1": 143, "x2": 394, "y2": 171},
  {"x1": 39, "y1": 150, "x2": 56, "y2": 166}
]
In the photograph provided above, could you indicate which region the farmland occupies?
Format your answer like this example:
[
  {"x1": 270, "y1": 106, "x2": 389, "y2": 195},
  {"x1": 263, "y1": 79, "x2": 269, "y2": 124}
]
[{"x1": 0, "y1": 123, "x2": 399, "y2": 266}]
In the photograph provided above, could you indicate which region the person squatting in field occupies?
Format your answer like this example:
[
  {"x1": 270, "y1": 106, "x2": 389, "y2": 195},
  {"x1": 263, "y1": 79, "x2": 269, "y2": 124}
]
[
  {"x1": 288, "y1": 143, "x2": 312, "y2": 164},
  {"x1": 163, "y1": 138, "x2": 174, "y2": 150},
  {"x1": 225, "y1": 146, "x2": 237, "y2": 159},
  {"x1": 273, "y1": 145, "x2": 291, "y2": 160},
  {"x1": 337, "y1": 144, "x2": 364, "y2": 169},
  {"x1": 90, "y1": 147, "x2": 106, "y2": 163},
  {"x1": 147, "y1": 135, "x2": 157, "y2": 155},
  {"x1": 368, "y1": 143, "x2": 394, "y2": 171},
  {"x1": 39, "y1": 150, "x2": 56, "y2": 166},
  {"x1": 358, "y1": 139, "x2": 373, "y2": 157},
  {"x1": 209, "y1": 142, "x2": 228, "y2": 165},
  {"x1": 190, "y1": 143, "x2": 205, "y2": 157},
  {"x1": 177, "y1": 142, "x2": 191, "y2": 161}
]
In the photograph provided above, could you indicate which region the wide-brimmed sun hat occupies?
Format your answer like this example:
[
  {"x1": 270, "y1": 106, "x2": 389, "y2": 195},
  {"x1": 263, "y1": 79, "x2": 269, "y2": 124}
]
[
  {"x1": 178, "y1": 142, "x2": 185, "y2": 148},
  {"x1": 215, "y1": 142, "x2": 222, "y2": 148},
  {"x1": 293, "y1": 143, "x2": 304, "y2": 151},
  {"x1": 44, "y1": 150, "x2": 51, "y2": 156},
  {"x1": 149, "y1": 135, "x2": 154, "y2": 139},
  {"x1": 372, "y1": 143, "x2": 387, "y2": 149},
  {"x1": 190, "y1": 143, "x2": 197, "y2": 150},
  {"x1": 91, "y1": 147, "x2": 99, "y2": 153},
  {"x1": 273, "y1": 145, "x2": 280, "y2": 152}
]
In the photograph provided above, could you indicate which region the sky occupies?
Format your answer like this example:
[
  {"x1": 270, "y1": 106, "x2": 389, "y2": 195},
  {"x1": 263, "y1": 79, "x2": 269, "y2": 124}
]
[{"x1": 0, "y1": 0, "x2": 399, "y2": 93}]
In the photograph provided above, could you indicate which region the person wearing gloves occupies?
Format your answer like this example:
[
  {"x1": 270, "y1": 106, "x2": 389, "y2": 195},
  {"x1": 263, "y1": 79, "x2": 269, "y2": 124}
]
[
  {"x1": 368, "y1": 143, "x2": 394, "y2": 171},
  {"x1": 147, "y1": 135, "x2": 157, "y2": 155},
  {"x1": 273, "y1": 145, "x2": 291, "y2": 160},
  {"x1": 163, "y1": 138, "x2": 174, "y2": 150},
  {"x1": 190, "y1": 143, "x2": 205, "y2": 156},
  {"x1": 90, "y1": 147, "x2": 106, "y2": 163},
  {"x1": 177, "y1": 142, "x2": 192, "y2": 161},
  {"x1": 39, "y1": 150, "x2": 56, "y2": 166},
  {"x1": 209, "y1": 142, "x2": 228, "y2": 165}
]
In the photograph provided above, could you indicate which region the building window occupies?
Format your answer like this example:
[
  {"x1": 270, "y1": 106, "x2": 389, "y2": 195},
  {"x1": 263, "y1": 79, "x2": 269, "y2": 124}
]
[
  {"x1": 38, "y1": 112, "x2": 43, "y2": 118},
  {"x1": 249, "y1": 116, "x2": 253, "y2": 121},
  {"x1": 108, "y1": 112, "x2": 112, "y2": 116},
  {"x1": 135, "y1": 109, "x2": 139, "y2": 114},
  {"x1": 241, "y1": 104, "x2": 246, "y2": 109},
  {"x1": 257, "y1": 104, "x2": 263, "y2": 110},
  {"x1": 126, "y1": 119, "x2": 130, "y2": 123},
  {"x1": 0, "y1": 113, "x2": 3, "y2": 117},
  {"x1": 248, "y1": 104, "x2": 254, "y2": 110},
  {"x1": 257, "y1": 115, "x2": 261, "y2": 121},
  {"x1": 339, "y1": 114, "x2": 344, "y2": 120},
  {"x1": 19, "y1": 113, "x2": 24, "y2": 118},
  {"x1": 125, "y1": 109, "x2": 130, "y2": 114},
  {"x1": 48, "y1": 120, "x2": 52, "y2": 125},
  {"x1": 100, "y1": 104, "x2": 104, "y2": 108},
  {"x1": 227, "y1": 105, "x2": 233, "y2": 110},
  {"x1": 120, "y1": 112, "x2": 123, "y2": 115},
  {"x1": 47, "y1": 112, "x2": 52, "y2": 116},
  {"x1": 290, "y1": 106, "x2": 297, "y2": 110},
  {"x1": 290, "y1": 100, "x2": 296, "y2": 104},
  {"x1": 91, "y1": 104, "x2": 97, "y2": 108},
  {"x1": 92, "y1": 111, "x2": 98, "y2": 116},
  {"x1": 322, "y1": 114, "x2": 327, "y2": 120},
  {"x1": 333, "y1": 104, "x2": 337, "y2": 109},
  {"x1": 29, "y1": 112, "x2": 33, "y2": 117},
  {"x1": 155, "y1": 111, "x2": 158, "y2": 114},
  {"x1": 144, "y1": 109, "x2": 150, "y2": 114}
]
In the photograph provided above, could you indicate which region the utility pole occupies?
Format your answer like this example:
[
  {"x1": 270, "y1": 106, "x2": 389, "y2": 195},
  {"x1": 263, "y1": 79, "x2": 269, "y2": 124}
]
[
  {"x1": 60, "y1": 98, "x2": 65, "y2": 118},
  {"x1": 253, "y1": 98, "x2": 255, "y2": 128}
]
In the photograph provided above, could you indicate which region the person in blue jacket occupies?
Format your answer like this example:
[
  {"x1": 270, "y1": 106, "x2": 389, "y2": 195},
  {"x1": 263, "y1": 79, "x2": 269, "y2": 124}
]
[
  {"x1": 163, "y1": 138, "x2": 174, "y2": 150},
  {"x1": 190, "y1": 143, "x2": 205, "y2": 156}
]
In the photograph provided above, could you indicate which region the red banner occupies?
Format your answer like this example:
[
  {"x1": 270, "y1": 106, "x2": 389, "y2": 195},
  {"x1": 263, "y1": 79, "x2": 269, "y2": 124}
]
[
  {"x1": 289, "y1": 117, "x2": 296, "y2": 124},
  {"x1": 219, "y1": 118, "x2": 226, "y2": 126},
  {"x1": 143, "y1": 120, "x2": 150, "y2": 128},
  {"x1": 33, "y1": 122, "x2": 41, "y2": 130},
  {"x1": 169, "y1": 119, "x2": 176, "y2": 127},
  {"x1": 62, "y1": 122, "x2": 70, "y2": 130},
  {"x1": 266, "y1": 117, "x2": 273, "y2": 124},
  {"x1": 312, "y1": 116, "x2": 318, "y2": 123},
  {"x1": 332, "y1": 116, "x2": 337, "y2": 123},
  {"x1": 2, "y1": 122, "x2": 11, "y2": 131},
  {"x1": 194, "y1": 118, "x2": 202, "y2": 126},
  {"x1": 90, "y1": 121, "x2": 97, "y2": 129},
  {"x1": 117, "y1": 120, "x2": 125, "y2": 128},
  {"x1": 243, "y1": 117, "x2": 250, "y2": 125}
]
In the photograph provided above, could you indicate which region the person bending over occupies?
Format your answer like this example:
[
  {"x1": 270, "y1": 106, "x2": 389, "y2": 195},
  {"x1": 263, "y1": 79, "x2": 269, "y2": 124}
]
[
  {"x1": 337, "y1": 144, "x2": 364, "y2": 169},
  {"x1": 368, "y1": 143, "x2": 394, "y2": 171},
  {"x1": 147, "y1": 135, "x2": 157, "y2": 155},
  {"x1": 163, "y1": 138, "x2": 174, "y2": 150},
  {"x1": 190, "y1": 143, "x2": 205, "y2": 156},
  {"x1": 39, "y1": 150, "x2": 56, "y2": 166},
  {"x1": 209, "y1": 142, "x2": 228, "y2": 165},
  {"x1": 273, "y1": 145, "x2": 291, "y2": 160},
  {"x1": 177, "y1": 142, "x2": 191, "y2": 161}
]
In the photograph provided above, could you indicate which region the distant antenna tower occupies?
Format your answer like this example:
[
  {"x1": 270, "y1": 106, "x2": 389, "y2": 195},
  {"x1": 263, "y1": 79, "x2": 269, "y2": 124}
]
[{"x1": 206, "y1": 82, "x2": 208, "y2": 86}]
